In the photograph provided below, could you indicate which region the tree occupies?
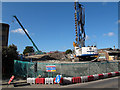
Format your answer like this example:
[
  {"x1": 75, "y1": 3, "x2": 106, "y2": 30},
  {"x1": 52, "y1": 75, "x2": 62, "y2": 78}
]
[
  {"x1": 7, "y1": 44, "x2": 18, "y2": 60},
  {"x1": 23, "y1": 46, "x2": 34, "y2": 55},
  {"x1": 65, "y1": 49, "x2": 72, "y2": 54},
  {"x1": 2, "y1": 44, "x2": 18, "y2": 77}
]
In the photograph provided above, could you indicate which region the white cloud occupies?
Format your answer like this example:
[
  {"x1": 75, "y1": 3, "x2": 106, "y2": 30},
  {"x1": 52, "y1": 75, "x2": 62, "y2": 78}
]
[
  {"x1": 11, "y1": 28, "x2": 29, "y2": 35},
  {"x1": 103, "y1": 32, "x2": 115, "y2": 37},
  {"x1": 108, "y1": 32, "x2": 114, "y2": 36}
]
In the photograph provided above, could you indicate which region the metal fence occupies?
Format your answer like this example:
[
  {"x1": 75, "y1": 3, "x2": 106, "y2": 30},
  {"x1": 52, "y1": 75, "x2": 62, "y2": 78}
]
[{"x1": 14, "y1": 60, "x2": 119, "y2": 78}]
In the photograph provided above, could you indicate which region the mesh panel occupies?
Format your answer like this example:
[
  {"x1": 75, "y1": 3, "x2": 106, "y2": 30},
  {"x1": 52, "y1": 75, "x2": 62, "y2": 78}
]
[{"x1": 14, "y1": 60, "x2": 119, "y2": 78}]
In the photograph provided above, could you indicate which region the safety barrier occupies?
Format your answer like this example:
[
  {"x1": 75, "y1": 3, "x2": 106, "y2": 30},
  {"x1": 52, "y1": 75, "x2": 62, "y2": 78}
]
[
  {"x1": 27, "y1": 78, "x2": 35, "y2": 84},
  {"x1": 88, "y1": 75, "x2": 94, "y2": 81},
  {"x1": 45, "y1": 78, "x2": 54, "y2": 84},
  {"x1": 118, "y1": 71, "x2": 120, "y2": 75},
  {"x1": 26, "y1": 71, "x2": 120, "y2": 85},
  {"x1": 93, "y1": 74, "x2": 99, "y2": 80},
  {"x1": 81, "y1": 76, "x2": 88, "y2": 83},
  {"x1": 115, "y1": 71, "x2": 119, "y2": 76},
  {"x1": 63, "y1": 77, "x2": 72, "y2": 84},
  {"x1": 107, "y1": 73, "x2": 112, "y2": 78},
  {"x1": 72, "y1": 77, "x2": 81, "y2": 83},
  {"x1": 98, "y1": 74, "x2": 104, "y2": 79},
  {"x1": 103, "y1": 73, "x2": 108, "y2": 78},
  {"x1": 35, "y1": 78, "x2": 45, "y2": 84},
  {"x1": 111, "y1": 72, "x2": 116, "y2": 77}
]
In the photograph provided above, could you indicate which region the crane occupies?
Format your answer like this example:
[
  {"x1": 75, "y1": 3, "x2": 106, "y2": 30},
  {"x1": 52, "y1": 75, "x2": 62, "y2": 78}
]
[
  {"x1": 73, "y1": 1, "x2": 98, "y2": 61},
  {"x1": 73, "y1": 1, "x2": 86, "y2": 48},
  {"x1": 13, "y1": 15, "x2": 41, "y2": 54}
]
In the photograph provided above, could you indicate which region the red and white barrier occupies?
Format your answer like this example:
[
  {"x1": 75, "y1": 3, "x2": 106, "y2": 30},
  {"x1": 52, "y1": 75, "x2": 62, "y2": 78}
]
[
  {"x1": 26, "y1": 71, "x2": 120, "y2": 85},
  {"x1": 72, "y1": 77, "x2": 81, "y2": 83},
  {"x1": 111, "y1": 72, "x2": 115, "y2": 77},
  {"x1": 107, "y1": 73, "x2": 112, "y2": 78},
  {"x1": 98, "y1": 74, "x2": 104, "y2": 79},
  {"x1": 81, "y1": 76, "x2": 88, "y2": 83},
  {"x1": 93, "y1": 74, "x2": 99, "y2": 80},
  {"x1": 115, "y1": 71, "x2": 119, "y2": 76},
  {"x1": 63, "y1": 77, "x2": 72, "y2": 84},
  {"x1": 27, "y1": 78, "x2": 35, "y2": 84},
  {"x1": 35, "y1": 78, "x2": 45, "y2": 84},
  {"x1": 103, "y1": 73, "x2": 108, "y2": 78},
  {"x1": 88, "y1": 75, "x2": 94, "y2": 81},
  {"x1": 45, "y1": 78, "x2": 54, "y2": 84}
]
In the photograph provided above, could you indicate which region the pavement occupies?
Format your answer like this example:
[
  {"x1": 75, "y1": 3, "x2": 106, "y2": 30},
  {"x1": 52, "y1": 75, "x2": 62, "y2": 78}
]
[
  {"x1": 1, "y1": 79, "x2": 61, "y2": 88},
  {"x1": 1, "y1": 76, "x2": 119, "y2": 88}
]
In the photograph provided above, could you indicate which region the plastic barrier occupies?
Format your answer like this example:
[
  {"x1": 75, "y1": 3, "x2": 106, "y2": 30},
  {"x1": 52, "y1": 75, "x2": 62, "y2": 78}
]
[
  {"x1": 45, "y1": 78, "x2": 54, "y2": 84},
  {"x1": 88, "y1": 75, "x2": 94, "y2": 81},
  {"x1": 76, "y1": 77, "x2": 81, "y2": 83},
  {"x1": 81, "y1": 76, "x2": 88, "y2": 83},
  {"x1": 108, "y1": 73, "x2": 112, "y2": 78},
  {"x1": 72, "y1": 77, "x2": 76, "y2": 84},
  {"x1": 27, "y1": 78, "x2": 31, "y2": 84},
  {"x1": 111, "y1": 72, "x2": 115, "y2": 77},
  {"x1": 98, "y1": 74, "x2": 104, "y2": 79},
  {"x1": 27, "y1": 78, "x2": 35, "y2": 84},
  {"x1": 93, "y1": 74, "x2": 99, "y2": 80},
  {"x1": 53, "y1": 77, "x2": 63, "y2": 84},
  {"x1": 118, "y1": 71, "x2": 120, "y2": 75},
  {"x1": 103, "y1": 73, "x2": 108, "y2": 78},
  {"x1": 35, "y1": 78, "x2": 45, "y2": 84},
  {"x1": 115, "y1": 71, "x2": 119, "y2": 76},
  {"x1": 72, "y1": 77, "x2": 81, "y2": 83},
  {"x1": 63, "y1": 77, "x2": 72, "y2": 84}
]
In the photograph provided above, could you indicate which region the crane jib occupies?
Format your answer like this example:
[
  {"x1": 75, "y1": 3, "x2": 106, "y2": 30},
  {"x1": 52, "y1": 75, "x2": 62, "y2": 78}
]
[{"x1": 13, "y1": 16, "x2": 40, "y2": 53}]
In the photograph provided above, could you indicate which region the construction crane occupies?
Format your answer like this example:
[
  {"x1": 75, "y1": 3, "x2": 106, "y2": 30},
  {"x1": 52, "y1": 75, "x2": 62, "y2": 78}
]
[
  {"x1": 73, "y1": 1, "x2": 98, "y2": 61},
  {"x1": 73, "y1": 1, "x2": 85, "y2": 48},
  {"x1": 13, "y1": 16, "x2": 41, "y2": 54}
]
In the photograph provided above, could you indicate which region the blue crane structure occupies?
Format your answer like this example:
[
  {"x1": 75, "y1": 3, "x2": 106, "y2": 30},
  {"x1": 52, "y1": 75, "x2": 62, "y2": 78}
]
[{"x1": 74, "y1": 1, "x2": 86, "y2": 48}]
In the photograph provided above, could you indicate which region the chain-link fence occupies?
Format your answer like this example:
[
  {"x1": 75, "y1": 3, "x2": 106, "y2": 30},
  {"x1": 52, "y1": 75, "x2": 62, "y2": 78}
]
[{"x1": 14, "y1": 60, "x2": 119, "y2": 78}]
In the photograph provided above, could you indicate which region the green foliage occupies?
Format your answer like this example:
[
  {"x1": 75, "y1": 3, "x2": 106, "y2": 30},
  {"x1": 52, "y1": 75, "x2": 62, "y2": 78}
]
[
  {"x1": 23, "y1": 46, "x2": 34, "y2": 55},
  {"x1": 65, "y1": 49, "x2": 72, "y2": 54},
  {"x1": 7, "y1": 44, "x2": 18, "y2": 60},
  {"x1": 2, "y1": 44, "x2": 18, "y2": 76},
  {"x1": 43, "y1": 52, "x2": 46, "y2": 54},
  {"x1": 2, "y1": 44, "x2": 18, "y2": 60}
]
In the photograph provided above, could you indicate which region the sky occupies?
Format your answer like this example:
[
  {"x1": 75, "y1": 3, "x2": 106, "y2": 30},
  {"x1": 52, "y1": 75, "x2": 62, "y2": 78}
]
[{"x1": 2, "y1": 2, "x2": 118, "y2": 54}]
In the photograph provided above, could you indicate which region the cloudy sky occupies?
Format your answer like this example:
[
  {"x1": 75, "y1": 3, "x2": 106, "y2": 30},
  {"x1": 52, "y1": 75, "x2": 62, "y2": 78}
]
[{"x1": 2, "y1": 2, "x2": 118, "y2": 53}]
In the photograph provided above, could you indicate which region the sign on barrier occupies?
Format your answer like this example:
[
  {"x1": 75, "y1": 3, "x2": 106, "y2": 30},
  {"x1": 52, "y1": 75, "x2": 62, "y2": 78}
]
[
  {"x1": 55, "y1": 75, "x2": 61, "y2": 84},
  {"x1": 46, "y1": 65, "x2": 56, "y2": 72}
]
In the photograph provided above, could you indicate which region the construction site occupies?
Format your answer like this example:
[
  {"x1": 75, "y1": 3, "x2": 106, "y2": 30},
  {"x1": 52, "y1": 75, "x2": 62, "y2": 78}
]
[{"x1": 1, "y1": 1, "x2": 120, "y2": 88}]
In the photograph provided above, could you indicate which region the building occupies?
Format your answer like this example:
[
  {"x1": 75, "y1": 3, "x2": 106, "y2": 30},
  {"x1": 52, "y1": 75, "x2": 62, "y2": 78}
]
[
  {"x1": 98, "y1": 48, "x2": 120, "y2": 61},
  {"x1": 0, "y1": 23, "x2": 9, "y2": 48},
  {"x1": 1, "y1": 23, "x2": 10, "y2": 76}
]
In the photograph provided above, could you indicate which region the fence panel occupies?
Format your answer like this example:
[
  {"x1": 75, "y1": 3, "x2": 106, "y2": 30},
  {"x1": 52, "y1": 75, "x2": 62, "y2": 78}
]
[{"x1": 14, "y1": 60, "x2": 119, "y2": 78}]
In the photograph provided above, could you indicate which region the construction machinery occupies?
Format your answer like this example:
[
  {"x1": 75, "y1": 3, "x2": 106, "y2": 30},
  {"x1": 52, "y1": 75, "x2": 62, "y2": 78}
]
[
  {"x1": 13, "y1": 16, "x2": 42, "y2": 54},
  {"x1": 73, "y1": 1, "x2": 98, "y2": 61}
]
